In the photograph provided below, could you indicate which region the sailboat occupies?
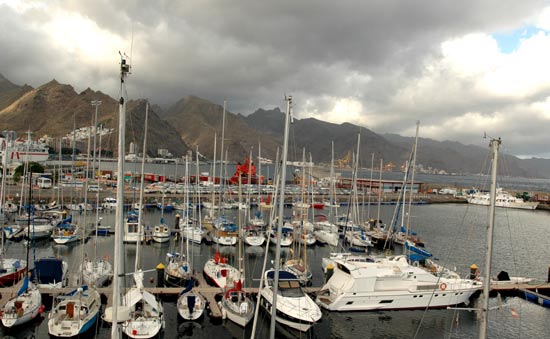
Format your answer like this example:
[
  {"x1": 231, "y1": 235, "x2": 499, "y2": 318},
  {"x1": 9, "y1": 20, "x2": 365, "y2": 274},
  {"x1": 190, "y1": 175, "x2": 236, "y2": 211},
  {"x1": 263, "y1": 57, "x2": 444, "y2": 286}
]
[
  {"x1": 47, "y1": 285, "x2": 101, "y2": 336},
  {"x1": 177, "y1": 279, "x2": 205, "y2": 320},
  {"x1": 81, "y1": 118, "x2": 113, "y2": 287},
  {"x1": 152, "y1": 218, "x2": 170, "y2": 243},
  {"x1": 176, "y1": 147, "x2": 206, "y2": 321},
  {"x1": 165, "y1": 156, "x2": 192, "y2": 287},
  {"x1": 1, "y1": 186, "x2": 41, "y2": 328},
  {"x1": 283, "y1": 150, "x2": 313, "y2": 286},
  {"x1": 102, "y1": 54, "x2": 163, "y2": 339},
  {"x1": 0, "y1": 276, "x2": 42, "y2": 327},
  {"x1": 179, "y1": 148, "x2": 206, "y2": 244},
  {"x1": 259, "y1": 96, "x2": 322, "y2": 334},
  {"x1": 51, "y1": 215, "x2": 82, "y2": 245},
  {"x1": 219, "y1": 176, "x2": 255, "y2": 327},
  {"x1": 204, "y1": 101, "x2": 240, "y2": 288},
  {"x1": 122, "y1": 270, "x2": 165, "y2": 338},
  {"x1": 48, "y1": 130, "x2": 102, "y2": 337},
  {"x1": 243, "y1": 148, "x2": 266, "y2": 247},
  {"x1": 123, "y1": 209, "x2": 144, "y2": 243},
  {"x1": 124, "y1": 100, "x2": 165, "y2": 338},
  {"x1": 314, "y1": 141, "x2": 339, "y2": 247}
]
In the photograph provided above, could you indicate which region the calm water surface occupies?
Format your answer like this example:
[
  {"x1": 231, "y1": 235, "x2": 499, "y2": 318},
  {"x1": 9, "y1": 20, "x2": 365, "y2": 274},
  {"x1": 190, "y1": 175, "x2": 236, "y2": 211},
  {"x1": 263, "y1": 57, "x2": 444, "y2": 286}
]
[{"x1": 2, "y1": 203, "x2": 550, "y2": 338}]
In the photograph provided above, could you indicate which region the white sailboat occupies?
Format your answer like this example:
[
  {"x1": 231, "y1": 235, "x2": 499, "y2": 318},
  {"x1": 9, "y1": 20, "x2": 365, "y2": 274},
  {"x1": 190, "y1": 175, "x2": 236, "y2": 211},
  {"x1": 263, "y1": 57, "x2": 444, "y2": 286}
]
[
  {"x1": 179, "y1": 151, "x2": 206, "y2": 245},
  {"x1": 1, "y1": 197, "x2": 40, "y2": 328},
  {"x1": 105, "y1": 54, "x2": 163, "y2": 338},
  {"x1": 51, "y1": 218, "x2": 82, "y2": 245},
  {"x1": 219, "y1": 177, "x2": 255, "y2": 327},
  {"x1": 177, "y1": 283, "x2": 205, "y2": 320},
  {"x1": 122, "y1": 270, "x2": 165, "y2": 338},
  {"x1": 314, "y1": 141, "x2": 339, "y2": 247},
  {"x1": 81, "y1": 118, "x2": 113, "y2": 287},
  {"x1": 123, "y1": 100, "x2": 165, "y2": 338},
  {"x1": 165, "y1": 157, "x2": 192, "y2": 287},
  {"x1": 204, "y1": 101, "x2": 240, "y2": 288},
  {"x1": 0, "y1": 277, "x2": 42, "y2": 328},
  {"x1": 47, "y1": 286, "x2": 101, "y2": 336},
  {"x1": 123, "y1": 210, "x2": 144, "y2": 243},
  {"x1": 48, "y1": 128, "x2": 102, "y2": 337},
  {"x1": 243, "y1": 148, "x2": 266, "y2": 247},
  {"x1": 152, "y1": 222, "x2": 170, "y2": 243},
  {"x1": 176, "y1": 146, "x2": 206, "y2": 321},
  {"x1": 0, "y1": 152, "x2": 27, "y2": 284}
]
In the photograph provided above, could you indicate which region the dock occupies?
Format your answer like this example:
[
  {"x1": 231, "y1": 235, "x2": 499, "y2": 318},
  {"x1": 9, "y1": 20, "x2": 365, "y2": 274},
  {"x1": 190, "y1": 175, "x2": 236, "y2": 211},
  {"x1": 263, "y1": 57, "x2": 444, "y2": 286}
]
[{"x1": 2, "y1": 278, "x2": 550, "y2": 318}]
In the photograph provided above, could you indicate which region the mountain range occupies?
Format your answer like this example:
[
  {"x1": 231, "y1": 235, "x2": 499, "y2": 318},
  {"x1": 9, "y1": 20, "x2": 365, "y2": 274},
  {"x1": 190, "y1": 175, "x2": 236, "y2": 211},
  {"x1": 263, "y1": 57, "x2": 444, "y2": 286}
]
[{"x1": 1, "y1": 73, "x2": 548, "y2": 178}]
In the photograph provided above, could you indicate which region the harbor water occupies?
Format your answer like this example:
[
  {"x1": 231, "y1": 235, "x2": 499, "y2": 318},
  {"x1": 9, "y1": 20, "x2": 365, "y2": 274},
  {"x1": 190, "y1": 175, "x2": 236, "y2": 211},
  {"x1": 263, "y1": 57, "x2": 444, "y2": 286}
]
[{"x1": 1, "y1": 202, "x2": 550, "y2": 338}]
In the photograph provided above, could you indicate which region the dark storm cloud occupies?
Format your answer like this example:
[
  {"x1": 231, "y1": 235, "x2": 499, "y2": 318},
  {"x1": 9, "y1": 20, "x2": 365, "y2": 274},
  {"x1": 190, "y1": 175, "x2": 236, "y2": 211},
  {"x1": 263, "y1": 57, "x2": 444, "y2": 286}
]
[{"x1": 1, "y1": 0, "x2": 549, "y2": 156}]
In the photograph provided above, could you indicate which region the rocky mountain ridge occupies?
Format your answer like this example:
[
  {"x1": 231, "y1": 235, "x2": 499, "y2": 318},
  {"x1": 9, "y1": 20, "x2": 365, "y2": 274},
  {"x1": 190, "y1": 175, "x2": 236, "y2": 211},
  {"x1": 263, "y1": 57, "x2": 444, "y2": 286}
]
[{"x1": 0, "y1": 74, "x2": 547, "y2": 178}]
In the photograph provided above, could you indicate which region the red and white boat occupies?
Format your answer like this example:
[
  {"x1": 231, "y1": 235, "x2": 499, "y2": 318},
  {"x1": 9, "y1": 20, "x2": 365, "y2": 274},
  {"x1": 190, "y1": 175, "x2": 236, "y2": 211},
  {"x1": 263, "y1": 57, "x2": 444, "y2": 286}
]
[{"x1": 0, "y1": 258, "x2": 27, "y2": 286}]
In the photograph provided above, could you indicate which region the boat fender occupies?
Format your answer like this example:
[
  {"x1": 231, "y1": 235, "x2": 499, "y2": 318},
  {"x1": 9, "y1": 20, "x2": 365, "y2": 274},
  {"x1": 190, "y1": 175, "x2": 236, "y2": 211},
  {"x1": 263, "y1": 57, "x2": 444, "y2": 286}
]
[
  {"x1": 440, "y1": 282, "x2": 447, "y2": 291},
  {"x1": 218, "y1": 301, "x2": 227, "y2": 319}
]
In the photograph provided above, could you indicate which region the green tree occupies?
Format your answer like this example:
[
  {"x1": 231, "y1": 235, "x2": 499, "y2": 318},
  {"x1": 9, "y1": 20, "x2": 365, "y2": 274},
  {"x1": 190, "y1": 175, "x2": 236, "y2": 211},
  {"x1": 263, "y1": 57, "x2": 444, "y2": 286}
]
[{"x1": 13, "y1": 162, "x2": 45, "y2": 183}]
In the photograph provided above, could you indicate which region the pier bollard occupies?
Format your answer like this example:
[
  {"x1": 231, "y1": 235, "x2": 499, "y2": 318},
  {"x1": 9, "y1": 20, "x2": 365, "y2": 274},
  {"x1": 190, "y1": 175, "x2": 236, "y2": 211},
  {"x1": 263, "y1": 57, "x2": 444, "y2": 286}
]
[
  {"x1": 470, "y1": 264, "x2": 478, "y2": 280},
  {"x1": 175, "y1": 214, "x2": 180, "y2": 230},
  {"x1": 156, "y1": 263, "x2": 165, "y2": 288},
  {"x1": 325, "y1": 263, "x2": 334, "y2": 283}
]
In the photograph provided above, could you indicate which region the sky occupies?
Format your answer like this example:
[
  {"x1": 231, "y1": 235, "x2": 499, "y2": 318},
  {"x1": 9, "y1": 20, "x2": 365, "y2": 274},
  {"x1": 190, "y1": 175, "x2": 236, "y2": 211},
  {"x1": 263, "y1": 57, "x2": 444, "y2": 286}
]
[{"x1": 1, "y1": 0, "x2": 550, "y2": 158}]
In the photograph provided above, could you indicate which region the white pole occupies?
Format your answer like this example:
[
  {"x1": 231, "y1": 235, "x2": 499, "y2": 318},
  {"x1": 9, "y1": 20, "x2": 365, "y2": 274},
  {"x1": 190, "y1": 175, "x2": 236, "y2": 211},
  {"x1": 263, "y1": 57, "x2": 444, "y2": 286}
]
[{"x1": 479, "y1": 137, "x2": 501, "y2": 339}]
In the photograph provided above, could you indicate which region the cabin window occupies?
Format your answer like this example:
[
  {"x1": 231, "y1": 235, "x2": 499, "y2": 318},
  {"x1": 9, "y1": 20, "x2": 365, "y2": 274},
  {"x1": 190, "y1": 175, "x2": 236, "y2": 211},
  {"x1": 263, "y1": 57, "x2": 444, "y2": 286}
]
[
  {"x1": 346, "y1": 301, "x2": 354, "y2": 305},
  {"x1": 337, "y1": 263, "x2": 351, "y2": 275},
  {"x1": 379, "y1": 300, "x2": 393, "y2": 304}
]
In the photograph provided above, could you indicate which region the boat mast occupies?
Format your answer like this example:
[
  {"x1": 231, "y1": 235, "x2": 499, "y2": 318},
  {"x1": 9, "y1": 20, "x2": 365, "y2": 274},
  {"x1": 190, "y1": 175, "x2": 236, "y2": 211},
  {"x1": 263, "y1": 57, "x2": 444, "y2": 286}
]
[
  {"x1": 111, "y1": 53, "x2": 130, "y2": 339},
  {"x1": 270, "y1": 95, "x2": 292, "y2": 339},
  {"x1": 329, "y1": 141, "x2": 335, "y2": 222},
  {"x1": 26, "y1": 171, "x2": 32, "y2": 284},
  {"x1": 376, "y1": 159, "x2": 383, "y2": 231},
  {"x1": 0, "y1": 133, "x2": 9, "y2": 224},
  {"x1": 194, "y1": 146, "x2": 201, "y2": 268},
  {"x1": 136, "y1": 102, "x2": 149, "y2": 272},
  {"x1": 210, "y1": 133, "x2": 216, "y2": 219},
  {"x1": 93, "y1": 126, "x2": 103, "y2": 262},
  {"x1": 405, "y1": 121, "x2": 420, "y2": 237},
  {"x1": 367, "y1": 153, "x2": 374, "y2": 220},
  {"x1": 251, "y1": 147, "x2": 280, "y2": 339},
  {"x1": 184, "y1": 155, "x2": 189, "y2": 266},
  {"x1": 479, "y1": 137, "x2": 501, "y2": 339},
  {"x1": 219, "y1": 101, "x2": 226, "y2": 213}
]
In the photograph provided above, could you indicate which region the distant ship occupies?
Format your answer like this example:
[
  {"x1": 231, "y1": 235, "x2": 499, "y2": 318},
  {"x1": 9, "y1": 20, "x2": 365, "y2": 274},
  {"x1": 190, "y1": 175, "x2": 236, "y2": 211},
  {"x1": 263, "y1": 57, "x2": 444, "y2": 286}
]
[
  {"x1": 0, "y1": 131, "x2": 50, "y2": 163},
  {"x1": 467, "y1": 187, "x2": 539, "y2": 210}
]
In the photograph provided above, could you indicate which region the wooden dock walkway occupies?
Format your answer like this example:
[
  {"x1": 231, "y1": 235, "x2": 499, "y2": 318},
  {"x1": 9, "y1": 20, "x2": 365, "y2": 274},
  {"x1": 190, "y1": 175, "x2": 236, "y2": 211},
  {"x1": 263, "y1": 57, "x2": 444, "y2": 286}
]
[{"x1": 2, "y1": 278, "x2": 549, "y2": 316}]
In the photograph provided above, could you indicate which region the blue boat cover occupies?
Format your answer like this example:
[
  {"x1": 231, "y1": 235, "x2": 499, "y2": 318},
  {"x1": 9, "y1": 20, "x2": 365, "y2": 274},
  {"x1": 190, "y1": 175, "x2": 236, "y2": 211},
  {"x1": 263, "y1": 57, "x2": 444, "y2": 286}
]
[
  {"x1": 266, "y1": 270, "x2": 298, "y2": 280},
  {"x1": 31, "y1": 258, "x2": 64, "y2": 284}
]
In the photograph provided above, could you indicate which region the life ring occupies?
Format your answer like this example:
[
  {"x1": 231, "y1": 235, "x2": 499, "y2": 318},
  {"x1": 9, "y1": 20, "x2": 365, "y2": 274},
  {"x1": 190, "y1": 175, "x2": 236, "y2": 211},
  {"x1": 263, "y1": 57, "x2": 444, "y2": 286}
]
[{"x1": 440, "y1": 282, "x2": 447, "y2": 291}]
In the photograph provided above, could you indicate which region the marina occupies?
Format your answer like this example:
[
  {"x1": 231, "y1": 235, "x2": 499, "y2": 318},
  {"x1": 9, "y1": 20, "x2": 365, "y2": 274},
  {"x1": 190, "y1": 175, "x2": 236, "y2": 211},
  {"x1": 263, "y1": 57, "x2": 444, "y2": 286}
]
[{"x1": 0, "y1": 202, "x2": 549, "y2": 338}]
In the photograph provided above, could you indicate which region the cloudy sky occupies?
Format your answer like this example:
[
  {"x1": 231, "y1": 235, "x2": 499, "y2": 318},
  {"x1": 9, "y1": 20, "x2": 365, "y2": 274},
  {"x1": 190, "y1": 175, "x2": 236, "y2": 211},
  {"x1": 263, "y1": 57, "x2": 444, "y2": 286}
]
[{"x1": 2, "y1": 0, "x2": 550, "y2": 158}]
